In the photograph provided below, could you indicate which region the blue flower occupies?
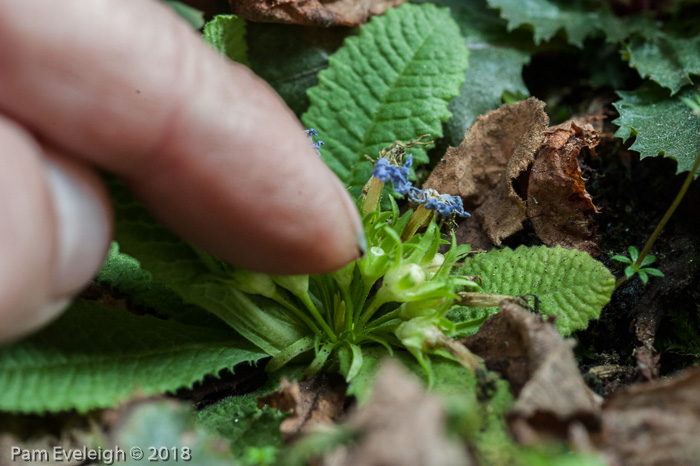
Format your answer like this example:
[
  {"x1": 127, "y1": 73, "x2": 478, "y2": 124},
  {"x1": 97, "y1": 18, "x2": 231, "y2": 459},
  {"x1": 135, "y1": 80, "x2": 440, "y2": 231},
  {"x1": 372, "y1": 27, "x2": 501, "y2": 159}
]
[
  {"x1": 305, "y1": 128, "x2": 324, "y2": 156},
  {"x1": 423, "y1": 190, "x2": 470, "y2": 217}
]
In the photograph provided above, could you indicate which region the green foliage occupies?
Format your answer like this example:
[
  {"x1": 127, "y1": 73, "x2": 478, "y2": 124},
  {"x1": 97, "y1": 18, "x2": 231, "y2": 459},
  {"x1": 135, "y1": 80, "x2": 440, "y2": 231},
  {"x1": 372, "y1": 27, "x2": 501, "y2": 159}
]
[
  {"x1": 109, "y1": 177, "x2": 309, "y2": 355},
  {"x1": 203, "y1": 15, "x2": 249, "y2": 66},
  {"x1": 196, "y1": 393, "x2": 286, "y2": 463},
  {"x1": 302, "y1": 3, "x2": 468, "y2": 195},
  {"x1": 412, "y1": 0, "x2": 531, "y2": 146},
  {"x1": 0, "y1": 300, "x2": 266, "y2": 413},
  {"x1": 485, "y1": 0, "x2": 617, "y2": 47},
  {"x1": 611, "y1": 246, "x2": 664, "y2": 285},
  {"x1": 624, "y1": 32, "x2": 700, "y2": 95},
  {"x1": 613, "y1": 82, "x2": 700, "y2": 176},
  {"x1": 459, "y1": 246, "x2": 615, "y2": 335}
]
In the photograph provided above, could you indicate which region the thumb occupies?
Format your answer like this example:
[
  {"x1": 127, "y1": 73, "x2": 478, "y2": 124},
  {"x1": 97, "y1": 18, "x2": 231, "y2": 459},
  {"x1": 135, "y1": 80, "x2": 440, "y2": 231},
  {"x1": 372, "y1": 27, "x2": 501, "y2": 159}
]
[{"x1": 0, "y1": 117, "x2": 112, "y2": 342}]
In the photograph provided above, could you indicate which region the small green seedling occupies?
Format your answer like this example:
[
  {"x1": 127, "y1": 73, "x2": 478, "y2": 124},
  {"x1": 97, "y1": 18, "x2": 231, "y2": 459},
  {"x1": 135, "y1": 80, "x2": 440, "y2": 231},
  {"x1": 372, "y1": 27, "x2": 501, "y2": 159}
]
[{"x1": 611, "y1": 246, "x2": 664, "y2": 285}]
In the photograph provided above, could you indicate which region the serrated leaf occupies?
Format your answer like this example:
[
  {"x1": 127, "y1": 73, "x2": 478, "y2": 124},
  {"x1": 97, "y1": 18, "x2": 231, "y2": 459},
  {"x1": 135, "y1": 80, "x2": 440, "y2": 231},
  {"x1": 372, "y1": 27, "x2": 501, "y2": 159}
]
[
  {"x1": 459, "y1": 246, "x2": 615, "y2": 335},
  {"x1": 108, "y1": 177, "x2": 309, "y2": 355},
  {"x1": 203, "y1": 15, "x2": 250, "y2": 66},
  {"x1": 624, "y1": 32, "x2": 700, "y2": 95},
  {"x1": 0, "y1": 300, "x2": 266, "y2": 413},
  {"x1": 412, "y1": 0, "x2": 532, "y2": 146},
  {"x1": 302, "y1": 3, "x2": 468, "y2": 195},
  {"x1": 485, "y1": 0, "x2": 618, "y2": 47},
  {"x1": 98, "y1": 242, "x2": 224, "y2": 328},
  {"x1": 613, "y1": 82, "x2": 700, "y2": 176}
]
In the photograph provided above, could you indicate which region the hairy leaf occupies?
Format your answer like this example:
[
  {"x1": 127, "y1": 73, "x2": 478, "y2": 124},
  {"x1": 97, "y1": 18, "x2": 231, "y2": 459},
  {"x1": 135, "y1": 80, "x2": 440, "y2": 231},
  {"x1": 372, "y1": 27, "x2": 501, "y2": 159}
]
[
  {"x1": 412, "y1": 0, "x2": 531, "y2": 146},
  {"x1": 624, "y1": 32, "x2": 700, "y2": 95},
  {"x1": 203, "y1": 15, "x2": 250, "y2": 66},
  {"x1": 485, "y1": 0, "x2": 616, "y2": 47},
  {"x1": 108, "y1": 178, "x2": 308, "y2": 355},
  {"x1": 613, "y1": 82, "x2": 700, "y2": 176},
  {"x1": 97, "y1": 243, "x2": 223, "y2": 328},
  {"x1": 0, "y1": 300, "x2": 266, "y2": 413},
  {"x1": 459, "y1": 246, "x2": 615, "y2": 335},
  {"x1": 302, "y1": 3, "x2": 468, "y2": 194}
]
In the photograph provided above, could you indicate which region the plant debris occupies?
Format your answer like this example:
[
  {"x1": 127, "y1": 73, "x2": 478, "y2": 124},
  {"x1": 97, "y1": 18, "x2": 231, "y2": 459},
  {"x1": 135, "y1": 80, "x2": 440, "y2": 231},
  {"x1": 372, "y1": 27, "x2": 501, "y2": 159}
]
[
  {"x1": 229, "y1": 0, "x2": 406, "y2": 27},
  {"x1": 425, "y1": 98, "x2": 601, "y2": 254},
  {"x1": 257, "y1": 374, "x2": 346, "y2": 441},
  {"x1": 462, "y1": 300, "x2": 601, "y2": 444},
  {"x1": 596, "y1": 366, "x2": 700, "y2": 465},
  {"x1": 321, "y1": 360, "x2": 471, "y2": 466}
]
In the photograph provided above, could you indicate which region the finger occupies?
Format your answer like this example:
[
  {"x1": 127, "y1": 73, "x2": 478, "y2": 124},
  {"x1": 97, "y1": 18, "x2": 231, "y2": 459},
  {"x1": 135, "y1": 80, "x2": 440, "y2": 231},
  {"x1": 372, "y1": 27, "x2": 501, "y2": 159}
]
[
  {"x1": 0, "y1": 115, "x2": 112, "y2": 343},
  {"x1": 0, "y1": 0, "x2": 364, "y2": 274}
]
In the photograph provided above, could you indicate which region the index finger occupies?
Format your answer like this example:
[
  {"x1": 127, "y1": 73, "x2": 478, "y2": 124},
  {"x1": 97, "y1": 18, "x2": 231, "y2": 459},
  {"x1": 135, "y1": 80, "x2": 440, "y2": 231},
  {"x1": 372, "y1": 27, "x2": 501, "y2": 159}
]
[{"x1": 0, "y1": 0, "x2": 363, "y2": 274}]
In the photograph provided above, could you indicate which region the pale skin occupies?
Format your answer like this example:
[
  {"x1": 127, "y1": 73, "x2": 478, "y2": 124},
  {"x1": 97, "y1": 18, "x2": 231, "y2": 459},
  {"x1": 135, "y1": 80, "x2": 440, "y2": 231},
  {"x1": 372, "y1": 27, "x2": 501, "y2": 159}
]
[{"x1": 0, "y1": 0, "x2": 363, "y2": 342}]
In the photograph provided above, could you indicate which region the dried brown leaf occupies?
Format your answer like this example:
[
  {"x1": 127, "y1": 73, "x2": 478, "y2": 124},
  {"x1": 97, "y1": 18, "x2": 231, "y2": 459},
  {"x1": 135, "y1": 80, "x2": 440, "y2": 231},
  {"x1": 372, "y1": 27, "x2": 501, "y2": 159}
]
[
  {"x1": 257, "y1": 374, "x2": 346, "y2": 441},
  {"x1": 230, "y1": 0, "x2": 405, "y2": 27},
  {"x1": 463, "y1": 300, "x2": 600, "y2": 443},
  {"x1": 597, "y1": 367, "x2": 700, "y2": 466},
  {"x1": 527, "y1": 120, "x2": 601, "y2": 255},
  {"x1": 322, "y1": 359, "x2": 471, "y2": 466},
  {"x1": 424, "y1": 97, "x2": 549, "y2": 246}
]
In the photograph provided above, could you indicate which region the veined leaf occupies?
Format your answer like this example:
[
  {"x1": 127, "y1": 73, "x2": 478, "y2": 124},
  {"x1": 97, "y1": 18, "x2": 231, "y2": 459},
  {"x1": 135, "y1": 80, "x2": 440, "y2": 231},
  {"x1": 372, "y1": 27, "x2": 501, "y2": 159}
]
[
  {"x1": 459, "y1": 246, "x2": 615, "y2": 335},
  {"x1": 412, "y1": 0, "x2": 531, "y2": 146},
  {"x1": 203, "y1": 15, "x2": 250, "y2": 66},
  {"x1": 108, "y1": 178, "x2": 309, "y2": 355},
  {"x1": 485, "y1": 0, "x2": 618, "y2": 47},
  {"x1": 613, "y1": 82, "x2": 700, "y2": 176},
  {"x1": 624, "y1": 32, "x2": 700, "y2": 95},
  {"x1": 0, "y1": 300, "x2": 266, "y2": 413},
  {"x1": 302, "y1": 3, "x2": 468, "y2": 194}
]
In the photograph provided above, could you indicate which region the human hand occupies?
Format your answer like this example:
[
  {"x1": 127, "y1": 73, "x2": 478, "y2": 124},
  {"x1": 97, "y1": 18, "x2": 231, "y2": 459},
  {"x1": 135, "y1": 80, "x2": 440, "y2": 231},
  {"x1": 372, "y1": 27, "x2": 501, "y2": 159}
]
[{"x1": 0, "y1": 0, "x2": 363, "y2": 342}]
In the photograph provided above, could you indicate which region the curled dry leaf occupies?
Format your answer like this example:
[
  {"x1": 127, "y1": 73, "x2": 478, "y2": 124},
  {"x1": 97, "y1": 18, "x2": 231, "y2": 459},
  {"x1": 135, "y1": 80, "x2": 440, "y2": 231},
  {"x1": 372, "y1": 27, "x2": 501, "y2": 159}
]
[
  {"x1": 257, "y1": 374, "x2": 346, "y2": 441},
  {"x1": 322, "y1": 359, "x2": 471, "y2": 466},
  {"x1": 425, "y1": 97, "x2": 549, "y2": 246},
  {"x1": 597, "y1": 367, "x2": 700, "y2": 466},
  {"x1": 425, "y1": 99, "x2": 602, "y2": 254},
  {"x1": 229, "y1": 0, "x2": 406, "y2": 27},
  {"x1": 462, "y1": 300, "x2": 600, "y2": 444},
  {"x1": 527, "y1": 120, "x2": 601, "y2": 255}
]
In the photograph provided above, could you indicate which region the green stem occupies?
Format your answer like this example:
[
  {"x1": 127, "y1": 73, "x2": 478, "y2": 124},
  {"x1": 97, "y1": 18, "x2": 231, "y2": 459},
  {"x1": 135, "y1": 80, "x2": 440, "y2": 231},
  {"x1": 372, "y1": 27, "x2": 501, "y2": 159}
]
[
  {"x1": 401, "y1": 205, "x2": 433, "y2": 242},
  {"x1": 358, "y1": 292, "x2": 390, "y2": 327},
  {"x1": 615, "y1": 148, "x2": 700, "y2": 288},
  {"x1": 361, "y1": 308, "x2": 402, "y2": 332},
  {"x1": 362, "y1": 178, "x2": 384, "y2": 216},
  {"x1": 298, "y1": 292, "x2": 337, "y2": 342},
  {"x1": 270, "y1": 293, "x2": 321, "y2": 335}
]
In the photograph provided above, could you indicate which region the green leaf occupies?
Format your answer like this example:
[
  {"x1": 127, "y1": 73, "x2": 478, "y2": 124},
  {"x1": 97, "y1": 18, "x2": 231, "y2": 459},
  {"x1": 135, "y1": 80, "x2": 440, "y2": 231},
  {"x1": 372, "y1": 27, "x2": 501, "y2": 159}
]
[
  {"x1": 247, "y1": 25, "x2": 347, "y2": 117},
  {"x1": 458, "y1": 246, "x2": 615, "y2": 335},
  {"x1": 203, "y1": 15, "x2": 250, "y2": 66},
  {"x1": 640, "y1": 254, "x2": 656, "y2": 267},
  {"x1": 108, "y1": 177, "x2": 309, "y2": 355},
  {"x1": 644, "y1": 267, "x2": 665, "y2": 277},
  {"x1": 163, "y1": 0, "x2": 205, "y2": 30},
  {"x1": 628, "y1": 246, "x2": 639, "y2": 263},
  {"x1": 638, "y1": 270, "x2": 650, "y2": 285},
  {"x1": 624, "y1": 265, "x2": 636, "y2": 279},
  {"x1": 302, "y1": 3, "x2": 468, "y2": 194},
  {"x1": 0, "y1": 300, "x2": 266, "y2": 413},
  {"x1": 624, "y1": 32, "x2": 700, "y2": 95},
  {"x1": 613, "y1": 82, "x2": 700, "y2": 176},
  {"x1": 485, "y1": 0, "x2": 618, "y2": 47},
  {"x1": 610, "y1": 254, "x2": 632, "y2": 264},
  {"x1": 98, "y1": 242, "x2": 224, "y2": 328},
  {"x1": 196, "y1": 393, "x2": 285, "y2": 462},
  {"x1": 411, "y1": 0, "x2": 531, "y2": 146}
]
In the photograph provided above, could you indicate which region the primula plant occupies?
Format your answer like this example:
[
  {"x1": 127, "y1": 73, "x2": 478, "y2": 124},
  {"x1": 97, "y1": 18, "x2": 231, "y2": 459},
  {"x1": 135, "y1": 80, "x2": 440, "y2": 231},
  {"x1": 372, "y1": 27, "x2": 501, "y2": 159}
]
[{"x1": 5, "y1": 0, "x2": 700, "y2": 464}]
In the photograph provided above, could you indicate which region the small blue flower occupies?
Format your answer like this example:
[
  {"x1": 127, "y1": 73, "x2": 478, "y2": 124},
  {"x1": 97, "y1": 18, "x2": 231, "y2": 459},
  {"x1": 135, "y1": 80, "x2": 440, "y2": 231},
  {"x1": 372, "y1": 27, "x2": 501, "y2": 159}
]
[
  {"x1": 305, "y1": 128, "x2": 324, "y2": 156},
  {"x1": 372, "y1": 156, "x2": 411, "y2": 186},
  {"x1": 423, "y1": 190, "x2": 470, "y2": 217}
]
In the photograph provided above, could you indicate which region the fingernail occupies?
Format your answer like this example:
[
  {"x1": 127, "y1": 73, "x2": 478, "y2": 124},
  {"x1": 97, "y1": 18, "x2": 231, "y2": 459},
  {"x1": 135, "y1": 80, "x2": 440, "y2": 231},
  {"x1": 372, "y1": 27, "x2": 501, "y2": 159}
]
[
  {"x1": 44, "y1": 159, "x2": 111, "y2": 297},
  {"x1": 331, "y1": 176, "x2": 366, "y2": 257}
]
